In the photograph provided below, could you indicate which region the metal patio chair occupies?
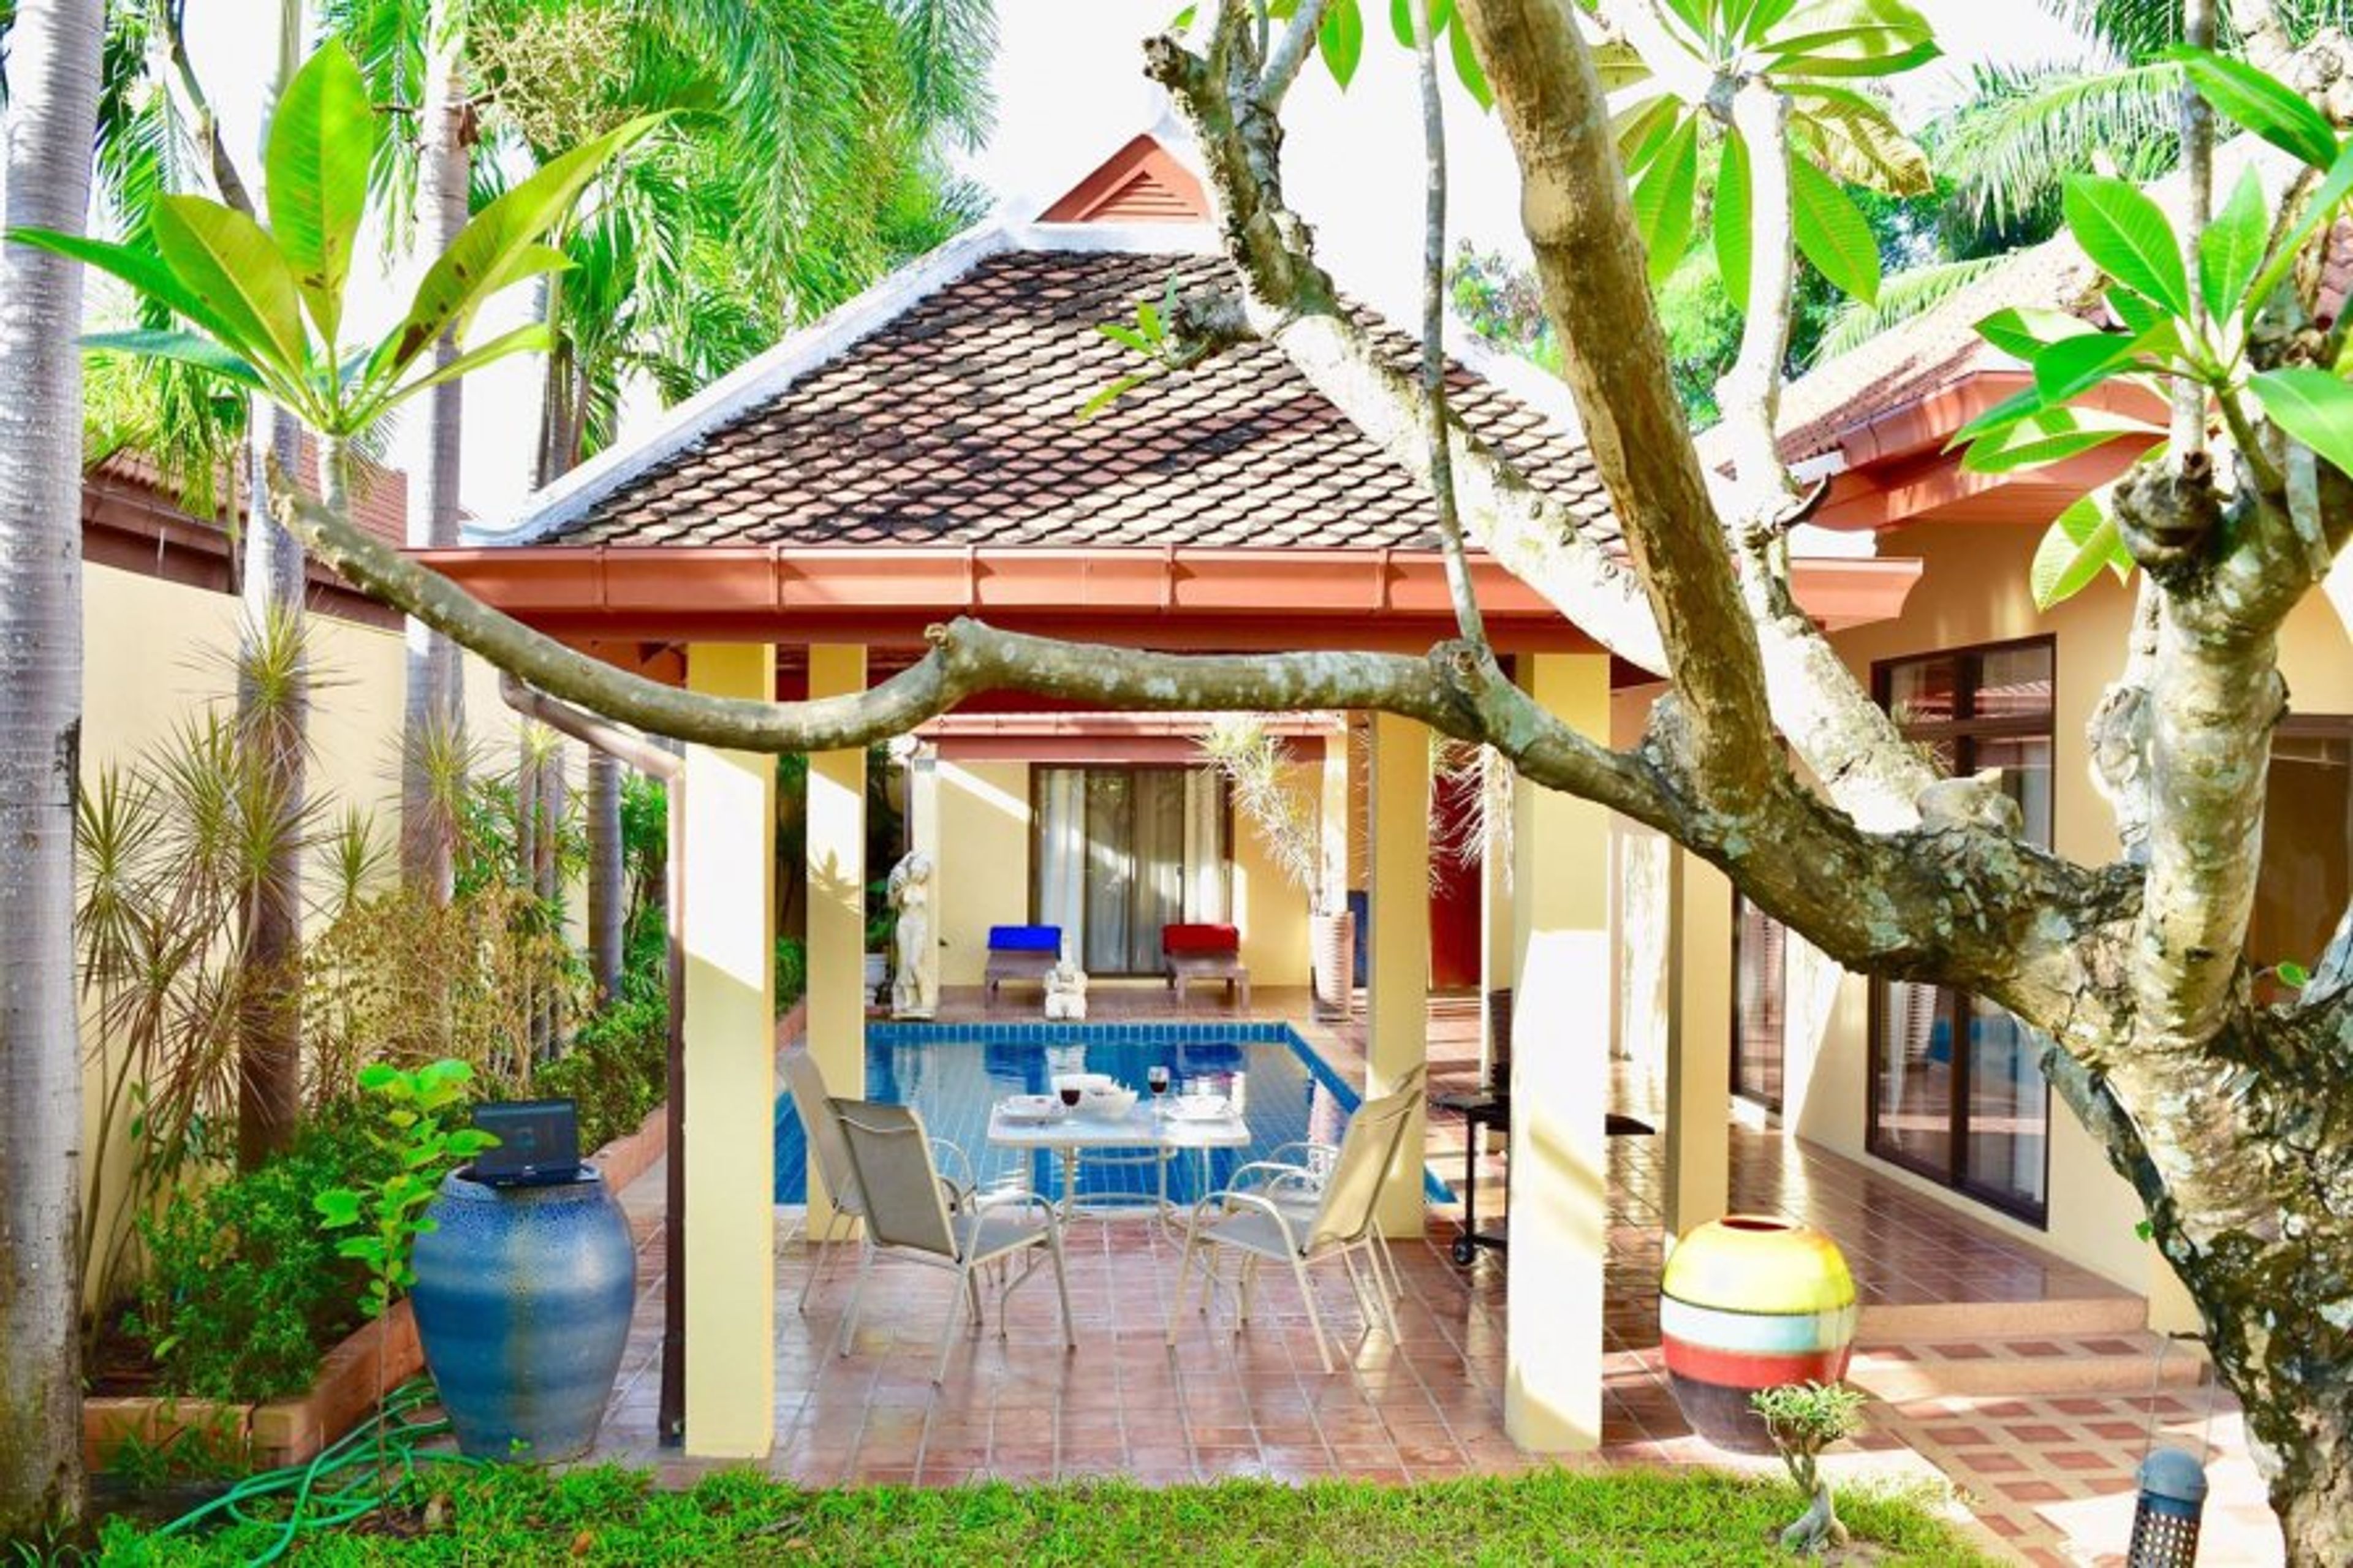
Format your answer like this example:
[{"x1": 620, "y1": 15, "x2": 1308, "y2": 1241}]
[
  {"x1": 781, "y1": 1048, "x2": 975, "y2": 1314},
  {"x1": 1165, "y1": 1083, "x2": 1422, "y2": 1374},
  {"x1": 835, "y1": 1100, "x2": 1076, "y2": 1383},
  {"x1": 1226, "y1": 1062, "x2": 1426, "y2": 1306}
]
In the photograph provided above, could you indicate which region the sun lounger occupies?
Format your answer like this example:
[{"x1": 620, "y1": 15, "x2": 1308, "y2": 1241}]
[
  {"x1": 1162, "y1": 923, "x2": 1249, "y2": 1010},
  {"x1": 984, "y1": 925, "x2": 1062, "y2": 1002}
]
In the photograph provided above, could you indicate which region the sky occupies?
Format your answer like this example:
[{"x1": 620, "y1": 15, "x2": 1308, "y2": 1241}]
[{"x1": 181, "y1": 0, "x2": 2093, "y2": 524}]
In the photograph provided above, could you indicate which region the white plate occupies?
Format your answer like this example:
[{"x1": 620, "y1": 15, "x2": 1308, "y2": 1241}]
[
  {"x1": 999, "y1": 1094, "x2": 1067, "y2": 1124},
  {"x1": 1167, "y1": 1096, "x2": 1232, "y2": 1123}
]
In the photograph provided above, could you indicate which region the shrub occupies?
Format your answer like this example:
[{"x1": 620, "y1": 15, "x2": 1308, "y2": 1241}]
[
  {"x1": 129, "y1": 1116, "x2": 397, "y2": 1400},
  {"x1": 540, "y1": 991, "x2": 667, "y2": 1153},
  {"x1": 776, "y1": 936, "x2": 807, "y2": 1010}
]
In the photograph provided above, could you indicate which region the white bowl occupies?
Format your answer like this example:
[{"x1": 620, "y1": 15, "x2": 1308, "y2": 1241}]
[
  {"x1": 1080, "y1": 1086, "x2": 1139, "y2": 1118},
  {"x1": 1052, "y1": 1072, "x2": 1116, "y2": 1095}
]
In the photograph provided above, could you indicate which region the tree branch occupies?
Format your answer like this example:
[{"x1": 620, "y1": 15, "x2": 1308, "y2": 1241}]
[
  {"x1": 1718, "y1": 78, "x2": 1802, "y2": 519},
  {"x1": 1450, "y1": 0, "x2": 1780, "y2": 815},
  {"x1": 1258, "y1": 0, "x2": 1328, "y2": 107},
  {"x1": 1408, "y1": 0, "x2": 1486, "y2": 645},
  {"x1": 157, "y1": 0, "x2": 257, "y2": 218}
]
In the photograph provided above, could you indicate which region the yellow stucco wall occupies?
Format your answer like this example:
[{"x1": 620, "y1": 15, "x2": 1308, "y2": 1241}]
[
  {"x1": 78, "y1": 561, "x2": 520, "y2": 1303},
  {"x1": 937, "y1": 760, "x2": 1033, "y2": 987}
]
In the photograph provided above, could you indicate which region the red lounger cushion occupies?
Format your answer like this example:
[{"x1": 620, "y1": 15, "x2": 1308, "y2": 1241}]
[{"x1": 1162, "y1": 923, "x2": 1241, "y2": 956}]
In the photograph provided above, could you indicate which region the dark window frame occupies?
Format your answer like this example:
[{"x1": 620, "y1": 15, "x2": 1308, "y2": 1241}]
[
  {"x1": 1866, "y1": 635, "x2": 2056, "y2": 1227},
  {"x1": 1027, "y1": 762, "x2": 1236, "y2": 979}
]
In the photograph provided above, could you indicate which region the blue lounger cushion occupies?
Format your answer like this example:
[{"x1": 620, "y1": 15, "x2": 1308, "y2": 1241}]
[{"x1": 988, "y1": 924, "x2": 1061, "y2": 954}]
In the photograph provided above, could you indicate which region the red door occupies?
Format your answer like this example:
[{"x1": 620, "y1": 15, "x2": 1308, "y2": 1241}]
[{"x1": 1428, "y1": 769, "x2": 1484, "y2": 990}]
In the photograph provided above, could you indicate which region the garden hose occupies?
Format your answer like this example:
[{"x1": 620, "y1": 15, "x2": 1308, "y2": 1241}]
[{"x1": 145, "y1": 1378, "x2": 484, "y2": 1566}]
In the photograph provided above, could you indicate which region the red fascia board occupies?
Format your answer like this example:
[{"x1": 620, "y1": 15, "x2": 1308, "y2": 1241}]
[{"x1": 414, "y1": 543, "x2": 1919, "y2": 643}]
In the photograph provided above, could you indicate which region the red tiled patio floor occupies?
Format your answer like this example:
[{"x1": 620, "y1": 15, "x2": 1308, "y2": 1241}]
[{"x1": 586, "y1": 986, "x2": 2284, "y2": 1565}]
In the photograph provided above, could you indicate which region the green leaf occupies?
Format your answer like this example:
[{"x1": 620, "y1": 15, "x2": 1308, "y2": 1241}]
[
  {"x1": 1447, "y1": 9, "x2": 1491, "y2": 110},
  {"x1": 1714, "y1": 132, "x2": 1753, "y2": 312},
  {"x1": 356, "y1": 1062, "x2": 403, "y2": 1093},
  {"x1": 1790, "y1": 86, "x2": 1930, "y2": 195},
  {"x1": 1078, "y1": 374, "x2": 1146, "y2": 421},
  {"x1": 2252, "y1": 368, "x2": 2353, "y2": 478},
  {"x1": 1630, "y1": 117, "x2": 1701, "y2": 285},
  {"x1": 1593, "y1": 38, "x2": 1651, "y2": 92},
  {"x1": 80, "y1": 329, "x2": 266, "y2": 392},
  {"x1": 2199, "y1": 166, "x2": 2270, "y2": 323},
  {"x1": 2277, "y1": 959, "x2": 2311, "y2": 988},
  {"x1": 1319, "y1": 0, "x2": 1364, "y2": 88},
  {"x1": 265, "y1": 41, "x2": 376, "y2": 348},
  {"x1": 1790, "y1": 158, "x2": 1881, "y2": 304},
  {"x1": 371, "y1": 115, "x2": 662, "y2": 389},
  {"x1": 150, "y1": 196, "x2": 311, "y2": 382},
  {"x1": 5, "y1": 229, "x2": 263, "y2": 367},
  {"x1": 2029, "y1": 493, "x2": 2131, "y2": 609},
  {"x1": 1764, "y1": 0, "x2": 1939, "y2": 77},
  {"x1": 1960, "y1": 405, "x2": 2141, "y2": 474},
  {"x1": 2248, "y1": 140, "x2": 2353, "y2": 309},
  {"x1": 2165, "y1": 47, "x2": 2340, "y2": 172},
  {"x1": 374, "y1": 322, "x2": 558, "y2": 417},
  {"x1": 314, "y1": 1189, "x2": 363, "y2": 1227},
  {"x1": 1134, "y1": 298, "x2": 1164, "y2": 344},
  {"x1": 1615, "y1": 94, "x2": 1683, "y2": 175},
  {"x1": 2062, "y1": 175, "x2": 2191, "y2": 320},
  {"x1": 1975, "y1": 306, "x2": 2099, "y2": 362},
  {"x1": 1952, "y1": 383, "x2": 2049, "y2": 445},
  {"x1": 1097, "y1": 322, "x2": 1154, "y2": 357},
  {"x1": 2031, "y1": 330, "x2": 2151, "y2": 406}
]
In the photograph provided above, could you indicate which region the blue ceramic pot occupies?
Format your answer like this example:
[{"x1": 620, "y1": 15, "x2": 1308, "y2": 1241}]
[{"x1": 410, "y1": 1167, "x2": 635, "y2": 1463}]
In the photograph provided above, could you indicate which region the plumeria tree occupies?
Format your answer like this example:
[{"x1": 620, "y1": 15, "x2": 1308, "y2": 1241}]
[{"x1": 23, "y1": 1, "x2": 2353, "y2": 1555}]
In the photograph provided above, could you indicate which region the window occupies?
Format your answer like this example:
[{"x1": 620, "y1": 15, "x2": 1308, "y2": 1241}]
[
  {"x1": 1869, "y1": 639, "x2": 2055, "y2": 1223},
  {"x1": 1034, "y1": 767, "x2": 1231, "y2": 975},
  {"x1": 2249, "y1": 718, "x2": 2353, "y2": 1003},
  {"x1": 1733, "y1": 894, "x2": 1786, "y2": 1112}
]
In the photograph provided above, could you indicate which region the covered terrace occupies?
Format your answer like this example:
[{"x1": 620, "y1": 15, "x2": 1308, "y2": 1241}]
[{"x1": 428, "y1": 164, "x2": 1925, "y2": 1465}]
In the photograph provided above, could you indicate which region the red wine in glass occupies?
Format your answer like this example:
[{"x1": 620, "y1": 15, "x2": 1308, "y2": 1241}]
[
  {"x1": 1147, "y1": 1066, "x2": 1171, "y2": 1098},
  {"x1": 1059, "y1": 1084, "x2": 1083, "y2": 1108}
]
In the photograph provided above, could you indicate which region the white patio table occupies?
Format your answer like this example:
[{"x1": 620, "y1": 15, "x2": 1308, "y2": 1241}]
[{"x1": 985, "y1": 1100, "x2": 1250, "y2": 1227}]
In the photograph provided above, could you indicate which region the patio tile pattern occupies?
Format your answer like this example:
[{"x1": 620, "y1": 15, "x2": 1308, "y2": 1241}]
[
  {"x1": 547, "y1": 249, "x2": 1619, "y2": 553},
  {"x1": 591, "y1": 987, "x2": 2287, "y2": 1566}
]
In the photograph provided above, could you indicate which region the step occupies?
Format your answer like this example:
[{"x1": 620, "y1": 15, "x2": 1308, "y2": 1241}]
[
  {"x1": 1848, "y1": 1331, "x2": 2207, "y2": 1403},
  {"x1": 1859, "y1": 1292, "x2": 2147, "y2": 1341}
]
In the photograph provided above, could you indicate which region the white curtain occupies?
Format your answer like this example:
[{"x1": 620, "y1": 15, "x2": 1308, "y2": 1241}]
[
  {"x1": 1037, "y1": 768, "x2": 1088, "y2": 961},
  {"x1": 1183, "y1": 770, "x2": 1229, "y2": 923}
]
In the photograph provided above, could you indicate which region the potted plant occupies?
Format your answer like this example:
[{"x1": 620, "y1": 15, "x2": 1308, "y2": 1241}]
[
  {"x1": 863, "y1": 876, "x2": 895, "y2": 1004},
  {"x1": 1200, "y1": 716, "x2": 1355, "y2": 1023}
]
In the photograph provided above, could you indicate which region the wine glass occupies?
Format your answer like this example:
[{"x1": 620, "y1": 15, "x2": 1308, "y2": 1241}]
[
  {"x1": 1147, "y1": 1065, "x2": 1171, "y2": 1098},
  {"x1": 1059, "y1": 1083, "x2": 1083, "y2": 1110}
]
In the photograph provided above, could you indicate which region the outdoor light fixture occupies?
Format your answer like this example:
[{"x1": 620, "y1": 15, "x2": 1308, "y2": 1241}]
[{"x1": 2126, "y1": 1445, "x2": 2208, "y2": 1567}]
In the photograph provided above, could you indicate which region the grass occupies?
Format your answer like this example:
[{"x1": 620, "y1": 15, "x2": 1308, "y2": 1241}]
[{"x1": 91, "y1": 1463, "x2": 1999, "y2": 1566}]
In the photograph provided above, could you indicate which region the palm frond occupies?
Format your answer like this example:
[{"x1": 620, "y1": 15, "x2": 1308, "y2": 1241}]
[
  {"x1": 1930, "y1": 61, "x2": 2179, "y2": 243},
  {"x1": 1811, "y1": 254, "x2": 2011, "y2": 362}
]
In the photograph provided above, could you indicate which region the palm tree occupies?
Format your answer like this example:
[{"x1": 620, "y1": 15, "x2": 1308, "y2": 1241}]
[{"x1": 0, "y1": 0, "x2": 103, "y2": 1535}]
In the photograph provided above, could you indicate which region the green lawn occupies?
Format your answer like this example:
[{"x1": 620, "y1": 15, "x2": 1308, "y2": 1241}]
[{"x1": 93, "y1": 1463, "x2": 1998, "y2": 1566}]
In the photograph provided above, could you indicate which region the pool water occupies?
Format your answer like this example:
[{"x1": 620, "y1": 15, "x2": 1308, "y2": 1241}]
[{"x1": 774, "y1": 1023, "x2": 1448, "y2": 1208}]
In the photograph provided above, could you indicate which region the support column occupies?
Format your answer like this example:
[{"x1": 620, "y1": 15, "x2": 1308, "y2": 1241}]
[
  {"x1": 805, "y1": 644, "x2": 868, "y2": 1231},
  {"x1": 1665, "y1": 850, "x2": 1733, "y2": 1240},
  {"x1": 682, "y1": 643, "x2": 778, "y2": 1458},
  {"x1": 1506, "y1": 653, "x2": 1612, "y2": 1452},
  {"x1": 1366, "y1": 710, "x2": 1430, "y2": 1238},
  {"x1": 1480, "y1": 778, "x2": 1514, "y2": 1085}
]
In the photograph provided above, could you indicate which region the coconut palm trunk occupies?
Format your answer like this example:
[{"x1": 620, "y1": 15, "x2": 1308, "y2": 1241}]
[
  {"x1": 234, "y1": 0, "x2": 313, "y2": 1168},
  {"x1": 0, "y1": 0, "x2": 102, "y2": 1535},
  {"x1": 401, "y1": 19, "x2": 470, "y2": 903}
]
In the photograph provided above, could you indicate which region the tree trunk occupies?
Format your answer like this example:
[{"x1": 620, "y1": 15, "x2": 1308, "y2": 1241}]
[
  {"x1": 401, "y1": 22, "x2": 470, "y2": 902},
  {"x1": 233, "y1": 2, "x2": 312, "y2": 1168},
  {"x1": 0, "y1": 0, "x2": 101, "y2": 1536},
  {"x1": 586, "y1": 750, "x2": 624, "y2": 999}
]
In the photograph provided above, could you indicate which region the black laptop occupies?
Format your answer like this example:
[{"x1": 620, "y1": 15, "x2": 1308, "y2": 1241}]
[{"x1": 471, "y1": 1099, "x2": 585, "y2": 1187}]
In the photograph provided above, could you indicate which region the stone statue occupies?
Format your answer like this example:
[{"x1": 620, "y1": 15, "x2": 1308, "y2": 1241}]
[
  {"x1": 1044, "y1": 958, "x2": 1089, "y2": 1022},
  {"x1": 887, "y1": 850, "x2": 938, "y2": 1020}
]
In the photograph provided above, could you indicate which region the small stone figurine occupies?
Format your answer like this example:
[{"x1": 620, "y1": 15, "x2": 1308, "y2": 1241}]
[
  {"x1": 1044, "y1": 958, "x2": 1089, "y2": 1022},
  {"x1": 887, "y1": 850, "x2": 938, "y2": 1021}
]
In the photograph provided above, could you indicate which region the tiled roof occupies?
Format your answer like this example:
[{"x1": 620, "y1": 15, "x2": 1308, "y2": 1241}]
[
  {"x1": 93, "y1": 437, "x2": 411, "y2": 547},
  {"x1": 543, "y1": 249, "x2": 1616, "y2": 551}
]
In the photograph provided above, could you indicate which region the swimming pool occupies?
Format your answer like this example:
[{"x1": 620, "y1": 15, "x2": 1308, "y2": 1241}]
[{"x1": 773, "y1": 1021, "x2": 1450, "y2": 1208}]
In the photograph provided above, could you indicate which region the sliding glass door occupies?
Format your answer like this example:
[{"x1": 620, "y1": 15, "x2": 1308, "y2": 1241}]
[
  {"x1": 1035, "y1": 767, "x2": 1230, "y2": 975},
  {"x1": 1869, "y1": 640, "x2": 2055, "y2": 1222}
]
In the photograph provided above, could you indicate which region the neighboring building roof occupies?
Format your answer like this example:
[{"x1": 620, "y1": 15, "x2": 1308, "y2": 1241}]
[{"x1": 93, "y1": 437, "x2": 411, "y2": 548}]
